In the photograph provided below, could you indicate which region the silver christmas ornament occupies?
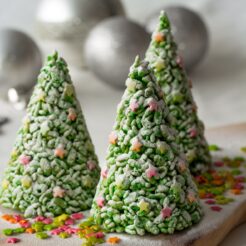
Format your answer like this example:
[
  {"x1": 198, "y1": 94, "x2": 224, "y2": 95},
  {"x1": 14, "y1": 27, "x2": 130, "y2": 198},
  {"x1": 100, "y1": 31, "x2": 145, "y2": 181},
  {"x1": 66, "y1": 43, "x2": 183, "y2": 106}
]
[
  {"x1": 36, "y1": 0, "x2": 125, "y2": 67},
  {"x1": 84, "y1": 17, "x2": 150, "y2": 89},
  {"x1": 0, "y1": 29, "x2": 42, "y2": 109},
  {"x1": 146, "y1": 6, "x2": 209, "y2": 71}
]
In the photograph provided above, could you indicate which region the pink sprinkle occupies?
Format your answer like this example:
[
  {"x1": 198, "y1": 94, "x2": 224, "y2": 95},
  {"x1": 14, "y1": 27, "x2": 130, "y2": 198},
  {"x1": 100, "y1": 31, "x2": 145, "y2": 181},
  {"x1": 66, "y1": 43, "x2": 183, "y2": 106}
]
[
  {"x1": 129, "y1": 99, "x2": 139, "y2": 112},
  {"x1": 211, "y1": 206, "x2": 222, "y2": 212},
  {"x1": 101, "y1": 168, "x2": 108, "y2": 179},
  {"x1": 214, "y1": 161, "x2": 224, "y2": 167},
  {"x1": 176, "y1": 55, "x2": 184, "y2": 67},
  {"x1": 7, "y1": 238, "x2": 20, "y2": 244},
  {"x1": 235, "y1": 176, "x2": 245, "y2": 183},
  {"x1": 51, "y1": 228, "x2": 63, "y2": 235},
  {"x1": 205, "y1": 193, "x2": 214, "y2": 199},
  {"x1": 65, "y1": 218, "x2": 75, "y2": 225},
  {"x1": 95, "y1": 232, "x2": 105, "y2": 238},
  {"x1": 87, "y1": 160, "x2": 96, "y2": 171},
  {"x1": 205, "y1": 199, "x2": 216, "y2": 205},
  {"x1": 13, "y1": 215, "x2": 23, "y2": 222},
  {"x1": 189, "y1": 128, "x2": 197, "y2": 138},
  {"x1": 35, "y1": 216, "x2": 45, "y2": 222},
  {"x1": 96, "y1": 196, "x2": 105, "y2": 208},
  {"x1": 161, "y1": 207, "x2": 172, "y2": 219},
  {"x1": 71, "y1": 213, "x2": 84, "y2": 220},
  {"x1": 68, "y1": 108, "x2": 77, "y2": 121},
  {"x1": 20, "y1": 221, "x2": 31, "y2": 228},
  {"x1": 146, "y1": 165, "x2": 158, "y2": 179},
  {"x1": 43, "y1": 218, "x2": 53, "y2": 224},
  {"x1": 234, "y1": 183, "x2": 244, "y2": 190},
  {"x1": 59, "y1": 225, "x2": 70, "y2": 231},
  {"x1": 148, "y1": 99, "x2": 158, "y2": 111},
  {"x1": 66, "y1": 228, "x2": 79, "y2": 234},
  {"x1": 19, "y1": 154, "x2": 31, "y2": 165}
]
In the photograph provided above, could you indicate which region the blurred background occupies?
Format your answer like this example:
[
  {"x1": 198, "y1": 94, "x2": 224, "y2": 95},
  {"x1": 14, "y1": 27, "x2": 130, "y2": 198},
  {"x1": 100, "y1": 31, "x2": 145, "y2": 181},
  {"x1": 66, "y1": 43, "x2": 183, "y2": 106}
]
[
  {"x1": 1, "y1": 0, "x2": 246, "y2": 162},
  {"x1": 0, "y1": 0, "x2": 245, "y2": 244}
]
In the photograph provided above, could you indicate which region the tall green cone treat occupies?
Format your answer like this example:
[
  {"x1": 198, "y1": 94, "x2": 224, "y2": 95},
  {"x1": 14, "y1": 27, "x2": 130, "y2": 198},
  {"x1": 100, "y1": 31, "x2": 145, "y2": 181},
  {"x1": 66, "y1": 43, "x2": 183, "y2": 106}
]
[
  {"x1": 91, "y1": 57, "x2": 202, "y2": 235},
  {"x1": 146, "y1": 11, "x2": 211, "y2": 174},
  {"x1": 0, "y1": 52, "x2": 100, "y2": 217}
]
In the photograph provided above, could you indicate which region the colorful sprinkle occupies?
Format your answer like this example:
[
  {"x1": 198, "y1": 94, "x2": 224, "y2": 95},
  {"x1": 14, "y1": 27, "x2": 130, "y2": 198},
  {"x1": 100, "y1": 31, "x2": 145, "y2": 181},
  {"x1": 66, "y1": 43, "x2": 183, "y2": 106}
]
[
  {"x1": 189, "y1": 128, "x2": 197, "y2": 138},
  {"x1": 138, "y1": 199, "x2": 149, "y2": 212},
  {"x1": 101, "y1": 168, "x2": 108, "y2": 179},
  {"x1": 107, "y1": 236, "x2": 121, "y2": 244},
  {"x1": 129, "y1": 99, "x2": 139, "y2": 112},
  {"x1": 96, "y1": 196, "x2": 105, "y2": 208},
  {"x1": 54, "y1": 144, "x2": 65, "y2": 159},
  {"x1": 161, "y1": 207, "x2": 172, "y2": 219},
  {"x1": 71, "y1": 213, "x2": 84, "y2": 220},
  {"x1": 148, "y1": 99, "x2": 158, "y2": 111},
  {"x1": 145, "y1": 165, "x2": 158, "y2": 179},
  {"x1": 209, "y1": 144, "x2": 221, "y2": 151},
  {"x1": 130, "y1": 137, "x2": 142, "y2": 152},
  {"x1": 205, "y1": 199, "x2": 215, "y2": 205},
  {"x1": 109, "y1": 131, "x2": 118, "y2": 145},
  {"x1": 210, "y1": 206, "x2": 222, "y2": 212},
  {"x1": 36, "y1": 231, "x2": 49, "y2": 239},
  {"x1": 6, "y1": 238, "x2": 20, "y2": 244},
  {"x1": 19, "y1": 154, "x2": 31, "y2": 165},
  {"x1": 68, "y1": 108, "x2": 77, "y2": 121},
  {"x1": 214, "y1": 161, "x2": 224, "y2": 167},
  {"x1": 53, "y1": 186, "x2": 65, "y2": 198},
  {"x1": 153, "y1": 32, "x2": 165, "y2": 42}
]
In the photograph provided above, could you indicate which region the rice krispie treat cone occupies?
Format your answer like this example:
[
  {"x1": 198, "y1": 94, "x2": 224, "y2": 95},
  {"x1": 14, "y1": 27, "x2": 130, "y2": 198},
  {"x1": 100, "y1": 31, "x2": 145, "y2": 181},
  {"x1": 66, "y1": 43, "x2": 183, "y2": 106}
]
[
  {"x1": 146, "y1": 11, "x2": 211, "y2": 174},
  {"x1": 0, "y1": 52, "x2": 100, "y2": 217},
  {"x1": 91, "y1": 57, "x2": 202, "y2": 235}
]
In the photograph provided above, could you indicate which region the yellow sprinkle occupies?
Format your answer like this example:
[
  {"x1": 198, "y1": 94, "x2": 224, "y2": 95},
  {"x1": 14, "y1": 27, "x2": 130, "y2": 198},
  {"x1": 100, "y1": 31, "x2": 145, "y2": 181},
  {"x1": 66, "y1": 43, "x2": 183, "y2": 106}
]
[
  {"x1": 2, "y1": 179, "x2": 9, "y2": 189},
  {"x1": 138, "y1": 199, "x2": 149, "y2": 212}
]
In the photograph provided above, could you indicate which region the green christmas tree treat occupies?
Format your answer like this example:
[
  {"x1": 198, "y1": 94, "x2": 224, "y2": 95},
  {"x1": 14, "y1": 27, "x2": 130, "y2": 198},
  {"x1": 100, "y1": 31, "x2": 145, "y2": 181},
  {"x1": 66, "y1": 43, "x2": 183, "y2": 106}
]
[
  {"x1": 91, "y1": 57, "x2": 202, "y2": 235},
  {"x1": 0, "y1": 52, "x2": 100, "y2": 217},
  {"x1": 146, "y1": 11, "x2": 211, "y2": 174}
]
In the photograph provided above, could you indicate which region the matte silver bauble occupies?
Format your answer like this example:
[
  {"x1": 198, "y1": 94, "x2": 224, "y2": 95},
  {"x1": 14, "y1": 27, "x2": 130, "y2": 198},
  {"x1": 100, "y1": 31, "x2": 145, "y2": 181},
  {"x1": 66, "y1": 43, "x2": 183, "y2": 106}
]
[
  {"x1": 84, "y1": 17, "x2": 150, "y2": 89},
  {"x1": 0, "y1": 29, "x2": 42, "y2": 108},
  {"x1": 36, "y1": 0, "x2": 125, "y2": 67},
  {"x1": 146, "y1": 6, "x2": 209, "y2": 71}
]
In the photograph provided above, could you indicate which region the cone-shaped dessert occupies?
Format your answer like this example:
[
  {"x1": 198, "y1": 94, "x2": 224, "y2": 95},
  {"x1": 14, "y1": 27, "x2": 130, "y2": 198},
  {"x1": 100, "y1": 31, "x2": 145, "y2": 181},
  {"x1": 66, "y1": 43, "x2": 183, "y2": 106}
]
[
  {"x1": 91, "y1": 57, "x2": 202, "y2": 235},
  {"x1": 146, "y1": 11, "x2": 211, "y2": 174},
  {"x1": 0, "y1": 52, "x2": 100, "y2": 217}
]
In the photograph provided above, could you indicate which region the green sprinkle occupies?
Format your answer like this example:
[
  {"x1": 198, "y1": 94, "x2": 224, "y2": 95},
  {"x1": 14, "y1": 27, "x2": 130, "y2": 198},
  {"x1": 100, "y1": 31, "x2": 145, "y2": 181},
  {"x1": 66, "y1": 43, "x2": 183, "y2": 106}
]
[
  {"x1": 59, "y1": 232, "x2": 70, "y2": 239},
  {"x1": 209, "y1": 144, "x2": 221, "y2": 151},
  {"x1": 231, "y1": 169, "x2": 242, "y2": 176},
  {"x1": 32, "y1": 222, "x2": 44, "y2": 232},
  {"x1": 2, "y1": 228, "x2": 13, "y2": 236},
  {"x1": 240, "y1": 146, "x2": 246, "y2": 153},
  {"x1": 79, "y1": 217, "x2": 94, "y2": 228},
  {"x1": 13, "y1": 228, "x2": 25, "y2": 234},
  {"x1": 44, "y1": 224, "x2": 56, "y2": 231},
  {"x1": 36, "y1": 232, "x2": 49, "y2": 239}
]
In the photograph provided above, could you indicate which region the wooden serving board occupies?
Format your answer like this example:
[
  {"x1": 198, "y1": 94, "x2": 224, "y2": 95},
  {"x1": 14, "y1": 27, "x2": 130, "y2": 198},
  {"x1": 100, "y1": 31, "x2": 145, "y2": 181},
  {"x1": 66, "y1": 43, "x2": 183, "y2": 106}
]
[{"x1": 0, "y1": 123, "x2": 246, "y2": 246}]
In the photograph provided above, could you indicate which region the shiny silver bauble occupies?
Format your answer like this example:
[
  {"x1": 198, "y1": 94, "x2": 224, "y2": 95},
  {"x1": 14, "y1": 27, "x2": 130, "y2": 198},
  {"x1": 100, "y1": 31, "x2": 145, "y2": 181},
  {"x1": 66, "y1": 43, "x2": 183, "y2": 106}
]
[
  {"x1": 84, "y1": 17, "x2": 150, "y2": 89},
  {"x1": 146, "y1": 6, "x2": 209, "y2": 71},
  {"x1": 36, "y1": 0, "x2": 125, "y2": 67},
  {"x1": 0, "y1": 29, "x2": 42, "y2": 108}
]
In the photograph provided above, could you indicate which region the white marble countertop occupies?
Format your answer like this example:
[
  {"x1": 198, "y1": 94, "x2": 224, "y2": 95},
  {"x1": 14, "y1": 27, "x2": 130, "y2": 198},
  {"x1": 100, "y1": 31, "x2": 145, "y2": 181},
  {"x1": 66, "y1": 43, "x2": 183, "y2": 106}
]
[{"x1": 0, "y1": 0, "x2": 246, "y2": 245}]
